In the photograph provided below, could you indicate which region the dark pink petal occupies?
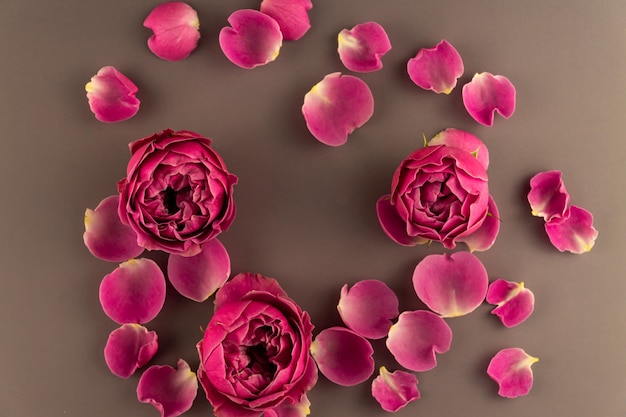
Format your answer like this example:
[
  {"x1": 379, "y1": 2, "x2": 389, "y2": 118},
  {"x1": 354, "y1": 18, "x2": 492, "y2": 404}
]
[
  {"x1": 99, "y1": 258, "x2": 166, "y2": 324},
  {"x1": 219, "y1": 9, "x2": 283, "y2": 69},
  {"x1": 337, "y1": 21, "x2": 392, "y2": 73},
  {"x1": 487, "y1": 348, "x2": 538, "y2": 398},
  {"x1": 427, "y1": 128, "x2": 489, "y2": 170},
  {"x1": 143, "y1": 2, "x2": 200, "y2": 61},
  {"x1": 337, "y1": 279, "x2": 399, "y2": 339},
  {"x1": 137, "y1": 359, "x2": 198, "y2": 417},
  {"x1": 214, "y1": 271, "x2": 287, "y2": 310},
  {"x1": 371, "y1": 367, "x2": 420, "y2": 412},
  {"x1": 302, "y1": 72, "x2": 374, "y2": 146},
  {"x1": 544, "y1": 205, "x2": 598, "y2": 253},
  {"x1": 457, "y1": 195, "x2": 500, "y2": 252},
  {"x1": 310, "y1": 327, "x2": 374, "y2": 386},
  {"x1": 407, "y1": 40, "x2": 464, "y2": 94},
  {"x1": 264, "y1": 396, "x2": 311, "y2": 417},
  {"x1": 486, "y1": 279, "x2": 535, "y2": 328},
  {"x1": 412, "y1": 252, "x2": 489, "y2": 317},
  {"x1": 376, "y1": 195, "x2": 430, "y2": 246},
  {"x1": 104, "y1": 323, "x2": 158, "y2": 378},
  {"x1": 386, "y1": 310, "x2": 452, "y2": 372},
  {"x1": 462, "y1": 72, "x2": 516, "y2": 126},
  {"x1": 527, "y1": 170, "x2": 570, "y2": 221},
  {"x1": 85, "y1": 66, "x2": 140, "y2": 123},
  {"x1": 260, "y1": 0, "x2": 312, "y2": 41}
]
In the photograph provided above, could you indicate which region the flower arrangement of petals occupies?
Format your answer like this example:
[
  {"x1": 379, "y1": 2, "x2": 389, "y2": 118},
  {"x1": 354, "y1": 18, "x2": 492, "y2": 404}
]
[
  {"x1": 407, "y1": 39, "x2": 464, "y2": 94},
  {"x1": 85, "y1": 66, "x2": 140, "y2": 123},
  {"x1": 337, "y1": 21, "x2": 392, "y2": 73},
  {"x1": 143, "y1": 2, "x2": 201, "y2": 61}
]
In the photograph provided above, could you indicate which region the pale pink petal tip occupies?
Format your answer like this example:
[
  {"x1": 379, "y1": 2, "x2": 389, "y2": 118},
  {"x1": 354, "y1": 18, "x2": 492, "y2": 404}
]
[
  {"x1": 260, "y1": 0, "x2": 312, "y2": 41},
  {"x1": 84, "y1": 195, "x2": 144, "y2": 262},
  {"x1": 412, "y1": 252, "x2": 489, "y2": 318},
  {"x1": 459, "y1": 195, "x2": 500, "y2": 252},
  {"x1": 487, "y1": 348, "x2": 538, "y2": 398},
  {"x1": 311, "y1": 327, "x2": 375, "y2": 386},
  {"x1": 527, "y1": 170, "x2": 570, "y2": 221},
  {"x1": 99, "y1": 258, "x2": 167, "y2": 324},
  {"x1": 137, "y1": 359, "x2": 198, "y2": 417},
  {"x1": 486, "y1": 279, "x2": 535, "y2": 328},
  {"x1": 104, "y1": 324, "x2": 158, "y2": 378},
  {"x1": 428, "y1": 128, "x2": 489, "y2": 170},
  {"x1": 302, "y1": 72, "x2": 374, "y2": 146},
  {"x1": 143, "y1": 2, "x2": 200, "y2": 61},
  {"x1": 545, "y1": 205, "x2": 598, "y2": 254},
  {"x1": 219, "y1": 9, "x2": 283, "y2": 69},
  {"x1": 386, "y1": 310, "x2": 452, "y2": 372},
  {"x1": 337, "y1": 21, "x2": 392, "y2": 73},
  {"x1": 371, "y1": 367, "x2": 420, "y2": 412},
  {"x1": 338, "y1": 279, "x2": 399, "y2": 339},
  {"x1": 462, "y1": 72, "x2": 516, "y2": 126},
  {"x1": 85, "y1": 66, "x2": 140, "y2": 123},
  {"x1": 407, "y1": 40, "x2": 464, "y2": 94}
]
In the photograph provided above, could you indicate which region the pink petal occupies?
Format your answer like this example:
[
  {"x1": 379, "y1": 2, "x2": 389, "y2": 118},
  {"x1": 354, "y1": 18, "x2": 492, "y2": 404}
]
[
  {"x1": 260, "y1": 0, "x2": 312, "y2": 41},
  {"x1": 85, "y1": 66, "x2": 140, "y2": 123},
  {"x1": 544, "y1": 205, "x2": 598, "y2": 253},
  {"x1": 462, "y1": 72, "x2": 516, "y2": 126},
  {"x1": 487, "y1": 348, "x2": 538, "y2": 398},
  {"x1": 337, "y1": 21, "x2": 392, "y2": 73},
  {"x1": 143, "y1": 2, "x2": 201, "y2": 61},
  {"x1": 457, "y1": 194, "x2": 500, "y2": 252},
  {"x1": 376, "y1": 195, "x2": 430, "y2": 246},
  {"x1": 99, "y1": 258, "x2": 167, "y2": 324},
  {"x1": 412, "y1": 252, "x2": 489, "y2": 318},
  {"x1": 104, "y1": 323, "x2": 158, "y2": 378},
  {"x1": 302, "y1": 72, "x2": 374, "y2": 146},
  {"x1": 527, "y1": 170, "x2": 570, "y2": 221},
  {"x1": 428, "y1": 128, "x2": 489, "y2": 170},
  {"x1": 386, "y1": 310, "x2": 452, "y2": 372},
  {"x1": 310, "y1": 326, "x2": 374, "y2": 386},
  {"x1": 407, "y1": 40, "x2": 464, "y2": 94},
  {"x1": 219, "y1": 9, "x2": 283, "y2": 69},
  {"x1": 337, "y1": 279, "x2": 399, "y2": 339},
  {"x1": 214, "y1": 272, "x2": 287, "y2": 310},
  {"x1": 83, "y1": 195, "x2": 144, "y2": 262},
  {"x1": 167, "y1": 238, "x2": 231, "y2": 302},
  {"x1": 137, "y1": 359, "x2": 198, "y2": 417},
  {"x1": 265, "y1": 396, "x2": 311, "y2": 417},
  {"x1": 371, "y1": 367, "x2": 420, "y2": 412},
  {"x1": 486, "y1": 279, "x2": 535, "y2": 328}
]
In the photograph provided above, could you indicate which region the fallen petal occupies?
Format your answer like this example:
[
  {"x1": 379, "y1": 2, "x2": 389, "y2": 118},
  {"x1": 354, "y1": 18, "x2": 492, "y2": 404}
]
[
  {"x1": 527, "y1": 170, "x2": 570, "y2": 221},
  {"x1": 544, "y1": 205, "x2": 598, "y2": 253},
  {"x1": 458, "y1": 195, "x2": 500, "y2": 252},
  {"x1": 266, "y1": 395, "x2": 311, "y2": 417},
  {"x1": 487, "y1": 348, "x2": 538, "y2": 398},
  {"x1": 486, "y1": 279, "x2": 535, "y2": 328},
  {"x1": 462, "y1": 72, "x2": 516, "y2": 126},
  {"x1": 143, "y1": 1, "x2": 201, "y2": 61},
  {"x1": 85, "y1": 66, "x2": 140, "y2": 123},
  {"x1": 337, "y1": 21, "x2": 392, "y2": 73},
  {"x1": 260, "y1": 0, "x2": 312, "y2": 41},
  {"x1": 428, "y1": 128, "x2": 489, "y2": 170},
  {"x1": 407, "y1": 40, "x2": 464, "y2": 94},
  {"x1": 371, "y1": 366, "x2": 420, "y2": 412},
  {"x1": 104, "y1": 323, "x2": 158, "y2": 378},
  {"x1": 137, "y1": 359, "x2": 198, "y2": 417}
]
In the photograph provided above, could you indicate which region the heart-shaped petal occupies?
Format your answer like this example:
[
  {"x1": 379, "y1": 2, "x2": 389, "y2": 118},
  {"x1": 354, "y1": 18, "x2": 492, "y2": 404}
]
[
  {"x1": 487, "y1": 348, "x2": 538, "y2": 398},
  {"x1": 407, "y1": 40, "x2": 464, "y2": 94},
  {"x1": 137, "y1": 359, "x2": 198, "y2": 417},
  {"x1": 371, "y1": 367, "x2": 420, "y2": 412},
  {"x1": 527, "y1": 170, "x2": 570, "y2": 221},
  {"x1": 544, "y1": 205, "x2": 598, "y2": 253},
  {"x1": 337, "y1": 21, "x2": 392, "y2": 73},
  {"x1": 85, "y1": 66, "x2": 140, "y2": 123},
  {"x1": 143, "y1": 2, "x2": 201, "y2": 61},
  {"x1": 104, "y1": 323, "x2": 158, "y2": 378},
  {"x1": 462, "y1": 72, "x2": 516, "y2": 126},
  {"x1": 486, "y1": 279, "x2": 535, "y2": 328},
  {"x1": 260, "y1": 0, "x2": 312, "y2": 41}
]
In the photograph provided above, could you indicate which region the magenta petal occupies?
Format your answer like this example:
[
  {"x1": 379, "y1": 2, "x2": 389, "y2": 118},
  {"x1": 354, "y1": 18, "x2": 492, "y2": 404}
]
[
  {"x1": 219, "y1": 9, "x2": 283, "y2": 69},
  {"x1": 337, "y1": 21, "x2": 392, "y2": 73},
  {"x1": 407, "y1": 40, "x2": 464, "y2": 94},
  {"x1": 143, "y1": 2, "x2": 201, "y2": 61},
  {"x1": 412, "y1": 252, "x2": 489, "y2": 317},
  {"x1": 487, "y1": 348, "x2": 538, "y2": 398},
  {"x1": 137, "y1": 359, "x2": 198, "y2": 417},
  {"x1": 99, "y1": 258, "x2": 167, "y2": 324},
  {"x1": 338, "y1": 279, "x2": 399, "y2": 339},
  {"x1": 302, "y1": 72, "x2": 374, "y2": 146},
  {"x1": 462, "y1": 72, "x2": 516, "y2": 126},
  {"x1": 376, "y1": 195, "x2": 429, "y2": 246},
  {"x1": 310, "y1": 327, "x2": 375, "y2": 386},
  {"x1": 371, "y1": 367, "x2": 420, "y2": 412},
  {"x1": 458, "y1": 195, "x2": 500, "y2": 252},
  {"x1": 486, "y1": 279, "x2": 535, "y2": 328},
  {"x1": 428, "y1": 128, "x2": 489, "y2": 170},
  {"x1": 386, "y1": 310, "x2": 452, "y2": 372},
  {"x1": 544, "y1": 205, "x2": 598, "y2": 253},
  {"x1": 104, "y1": 323, "x2": 158, "y2": 378},
  {"x1": 85, "y1": 66, "x2": 140, "y2": 123},
  {"x1": 214, "y1": 272, "x2": 287, "y2": 310},
  {"x1": 260, "y1": 0, "x2": 312, "y2": 41},
  {"x1": 527, "y1": 170, "x2": 570, "y2": 221}
]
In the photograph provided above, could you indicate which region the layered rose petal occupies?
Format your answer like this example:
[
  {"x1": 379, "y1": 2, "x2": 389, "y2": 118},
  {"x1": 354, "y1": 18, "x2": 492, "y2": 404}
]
[
  {"x1": 462, "y1": 72, "x2": 516, "y2": 126},
  {"x1": 85, "y1": 66, "x2": 140, "y2": 123},
  {"x1": 428, "y1": 128, "x2": 489, "y2": 170},
  {"x1": 407, "y1": 40, "x2": 464, "y2": 94},
  {"x1": 457, "y1": 195, "x2": 500, "y2": 252},
  {"x1": 99, "y1": 258, "x2": 166, "y2": 324},
  {"x1": 137, "y1": 359, "x2": 198, "y2": 417},
  {"x1": 545, "y1": 205, "x2": 598, "y2": 253},
  {"x1": 386, "y1": 310, "x2": 452, "y2": 372},
  {"x1": 143, "y1": 2, "x2": 200, "y2": 61},
  {"x1": 371, "y1": 367, "x2": 420, "y2": 412},
  {"x1": 260, "y1": 0, "x2": 312, "y2": 41},
  {"x1": 219, "y1": 9, "x2": 283, "y2": 69},
  {"x1": 487, "y1": 348, "x2": 538, "y2": 398},
  {"x1": 527, "y1": 170, "x2": 570, "y2": 221},
  {"x1": 486, "y1": 279, "x2": 535, "y2": 328},
  {"x1": 302, "y1": 72, "x2": 374, "y2": 146},
  {"x1": 214, "y1": 272, "x2": 287, "y2": 310},
  {"x1": 310, "y1": 327, "x2": 374, "y2": 386},
  {"x1": 337, "y1": 21, "x2": 391, "y2": 73},
  {"x1": 337, "y1": 279, "x2": 399, "y2": 339},
  {"x1": 104, "y1": 323, "x2": 158, "y2": 378}
]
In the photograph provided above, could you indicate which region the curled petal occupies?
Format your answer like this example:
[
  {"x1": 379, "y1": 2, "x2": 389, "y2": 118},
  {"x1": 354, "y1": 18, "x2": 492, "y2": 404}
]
[
  {"x1": 137, "y1": 359, "x2": 198, "y2": 417},
  {"x1": 302, "y1": 72, "x2": 374, "y2": 146},
  {"x1": 260, "y1": 0, "x2": 312, "y2": 41},
  {"x1": 376, "y1": 195, "x2": 429, "y2": 246},
  {"x1": 458, "y1": 195, "x2": 500, "y2": 252},
  {"x1": 85, "y1": 66, "x2": 140, "y2": 123},
  {"x1": 337, "y1": 21, "x2": 392, "y2": 73},
  {"x1": 310, "y1": 327, "x2": 374, "y2": 386},
  {"x1": 407, "y1": 40, "x2": 464, "y2": 94},
  {"x1": 371, "y1": 367, "x2": 420, "y2": 412},
  {"x1": 462, "y1": 72, "x2": 516, "y2": 126},
  {"x1": 265, "y1": 395, "x2": 311, "y2": 417},
  {"x1": 143, "y1": 2, "x2": 201, "y2": 61},
  {"x1": 544, "y1": 205, "x2": 598, "y2": 253},
  {"x1": 487, "y1": 348, "x2": 538, "y2": 398},
  {"x1": 104, "y1": 323, "x2": 158, "y2": 378},
  {"x1": 527, "y1": 170, "x2": 570, "y2": 221},
  {"x1": 214, "y1": 271, "x2": 287, "y2": 310},
  {"x1": 486, "y1": 279, "x2": 535, "y2": 328},
  {"x1": 428, "y1": 128, "x2": 489, "y2": 170}
]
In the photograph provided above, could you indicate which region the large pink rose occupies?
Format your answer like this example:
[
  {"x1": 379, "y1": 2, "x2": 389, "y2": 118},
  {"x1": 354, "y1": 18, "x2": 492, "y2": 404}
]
[
  {"x1": 197, "y1": 273, "x2": 318, "y2": 417},
  {"x1": 117, "y1": 129, "x2": 238, "y2": 256}
]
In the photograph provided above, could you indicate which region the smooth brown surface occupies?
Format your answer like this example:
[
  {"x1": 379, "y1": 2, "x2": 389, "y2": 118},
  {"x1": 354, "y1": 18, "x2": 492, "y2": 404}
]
[{"x1": 1, "y1": 1, "x2": 625, "y2": 416}]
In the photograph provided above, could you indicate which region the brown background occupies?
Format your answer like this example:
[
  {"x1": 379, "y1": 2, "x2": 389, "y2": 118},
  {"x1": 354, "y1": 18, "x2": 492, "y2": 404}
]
[{"x1": 1, "y1": 1, "x2": 625, "y2": 416}]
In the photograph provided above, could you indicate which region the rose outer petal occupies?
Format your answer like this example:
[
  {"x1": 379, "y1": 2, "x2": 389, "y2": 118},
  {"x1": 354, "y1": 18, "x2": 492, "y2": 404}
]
[
  {"x1": 85, "y1": 66, "x2": 140, "y2": 123},
  {"x1": 260, "y1": 0, "x2": 312, "y2": 41},
  {"x1": 428, "y1": 128, "x2": 489, "y2": 170},
  {"x1": 137, "y1": 359, "x2": 198, "y2": 417},
  {"x1": 376, "y1": 195, "x2": 430, "y2": 246},
  {"x1": 337, "y1": 21, "x2": 392, "y2": 73},
  {"x1": 104, "y1": 323, "x2": 158, "y2": 378},
  {"x1": 407, "y1": 40, "x2": 464, "y2": 94},
  {"x1": 457, "y1": 194, "x2": 500, "y2": 252},
  {"x1": 143, "y1": 2, "x2": 201, "y2": 61},
  {"x1": 214, "y1": 272, "x2": 287, "y2": 310},
  {"x1": 527, "y1": 170, "x2": 570, "y2": 221},
  {"x1": 487, "y1": 348, "x2": 538, "y2": 398},
  {"x1": 486, "y1": 279, "x2": 535, "y2": 328},
  {"x1": 371, "y1": 367, "x2": 420, "y2": 412},
  {"x1": 544, "y1": 205, "x2": 598, "y2": 254},
  {"x1": 462, "y1": 72, "x2": 516, "y2": 126}
]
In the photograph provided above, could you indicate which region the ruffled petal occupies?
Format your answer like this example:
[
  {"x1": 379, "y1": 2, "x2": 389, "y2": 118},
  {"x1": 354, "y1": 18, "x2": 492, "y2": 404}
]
[
  {"x1": 544, "y1": 205, "x2": 598, "y2": 253},
  {"x1": 376, "y1": 195, "x2": 429, "y2": 246},
  {"x1": 371, "y1": 367, "x2": 420, "y2": 412},
  {"x1": 428, "y1": 128, "x2": 489, "y2": 170},
  {"x1": 337, "y1": 21, "x2": 391, "y2": 73},
  {"x1": 137, "y1": 359, "x2": 198, "y2": 417},
  {"x1": 462, "y1": 72, "x2": 516, "y2": 126},
  {"x1": 214, "y1": 272, "x2": 287, "y2": 310},
  {"x1": 486, "y1": 279, "x2": 535, "y2": 328},
  {"x1": 407, "y1": 40, "x2": 464, "y2": 94},
  {"x1": 143, "y1": 2, "x2": 201, "y2": 61},
  {"x1": 104, "y1": 323, "x2": 158, "y2": 378},
  {"x1": 527, "y1": 170, "x2": 570, "y2": 221},
  {"x1": 487, "y1": 348, "x2": 538, "y2": 398},
  {"x1": 85, "y1": 66, "x2": 140, "y2": 123},
  {"x1": 260, "y1": 0, "x2": 312, "y2": 41},
  {"x1": 457, "y1": 195, "x2": 500, "y2": 252}
]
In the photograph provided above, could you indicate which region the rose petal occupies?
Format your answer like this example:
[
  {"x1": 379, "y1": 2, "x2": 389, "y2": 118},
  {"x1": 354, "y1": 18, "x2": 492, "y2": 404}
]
[
  {"x1": 527, "y1": 170, "x2": 570, "y2": 221},
  {"x1": 386, "y1": 310, "x2": 452, "y2": 372},
  {"x1": 214, "y1": 272, "x2": 288, "y2": 310},
  {"x1": 302, "y1": 72, "x2": 374, "y2": 146},
  {"x1": 137, "y1": 359, "x2": 198, "y2": 417},
  {"x1": 143, "y1": 2, "x2": 201, "y2": 61},
  {"x1": 85, "y1": 66, "x2": 140, "y2": 123},
  {"x1": 99, "y1": 258, "x2": 167, "y2": 324},
  {"x1": 310, "y1": 327, "x2": 374, "y2": 386},
  {"x1": 487, "y1": 348, "x2": 538, "y2": 398},
  {"x1": 544, "y1": 205, "x2": 598, "y2": 253},
  {"x1": 219, "y1": 9, "x2": 283, "y2": 69},
  {"x1": 371, "y1": 366, "x2": 420, "y2": 412},
  {"x1": 104, "y1": 323, "x2": 158, "y2": 378},
  {"x1": 264, "y1": 395, "x2": 311, "y2": 417},
  {"x1": 428, "y1": 128, "x2": 489, "y2": 170},
  {"x1": 462, "y1": 72, "x2": 516, "y2": 126},
  {"x1": 376, "y1": 195, "x2": 430, "y2": 246},
  {"x1": 457, "y1": 194, "x2": 500, "y2": 252},
  {"x1": 486, "y1": 279, "x2": 535, "y2": 328},
  {"x1": 337, "y1": 279, "x2": 399, "y2": 339},
  {"x1": 337, "y1": 21, "x2": 392, "y2": 73},
  {"x1": 412, "y1": 252, "x2": 489, "y2": 318},
  {"x1": 260, "y1": 0, "x2": 312, "y2": 41},
  {"x1": 407, "y1": 40, "x2": 464, "y2": 94}
]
